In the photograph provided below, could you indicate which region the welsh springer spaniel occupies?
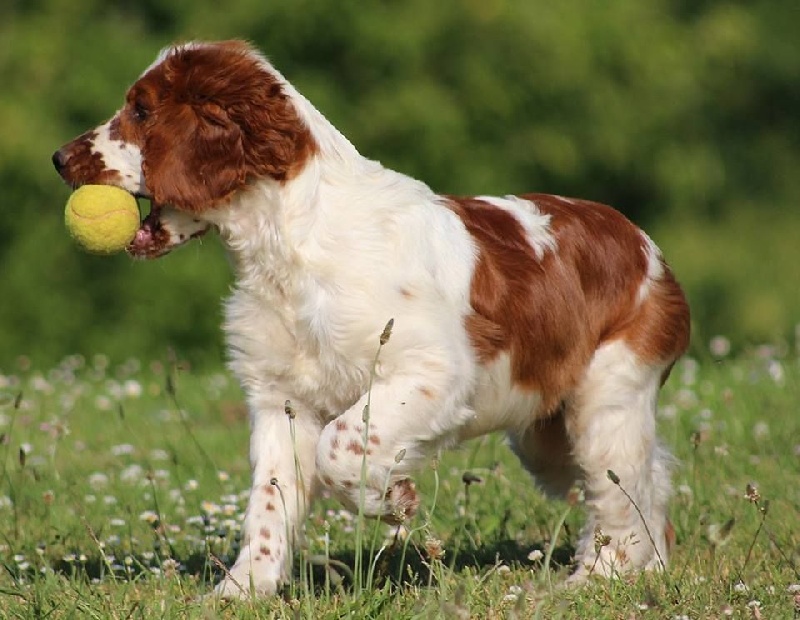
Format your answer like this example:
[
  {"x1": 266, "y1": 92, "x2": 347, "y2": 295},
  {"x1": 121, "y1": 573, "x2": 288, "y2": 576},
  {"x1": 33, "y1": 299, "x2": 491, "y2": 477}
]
[{"x1": 53, "y1": 40, "x2": 690, "y2": 597}]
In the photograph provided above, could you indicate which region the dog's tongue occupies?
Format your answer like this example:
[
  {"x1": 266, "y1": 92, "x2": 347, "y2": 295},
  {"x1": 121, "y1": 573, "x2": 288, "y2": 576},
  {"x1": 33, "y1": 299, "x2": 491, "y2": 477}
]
[{"x1": 127, "y1": 204, "x2": 163, "y2": 257}]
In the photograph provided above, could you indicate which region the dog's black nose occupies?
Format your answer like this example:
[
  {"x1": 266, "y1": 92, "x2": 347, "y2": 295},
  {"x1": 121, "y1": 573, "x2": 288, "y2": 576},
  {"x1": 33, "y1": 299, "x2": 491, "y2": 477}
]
[{"x1": 52, "y1": 149, "x2": 67, "y2": 173}]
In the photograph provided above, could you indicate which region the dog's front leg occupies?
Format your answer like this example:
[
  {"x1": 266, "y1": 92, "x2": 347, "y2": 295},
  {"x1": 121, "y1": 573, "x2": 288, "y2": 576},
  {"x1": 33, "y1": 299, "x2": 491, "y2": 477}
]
[
  {"x1": 215, "y1": 393, "x2": 321, "y2": 598},
  {"x1": 315, "y1": 365, "x2": 470, "y2": 523}
]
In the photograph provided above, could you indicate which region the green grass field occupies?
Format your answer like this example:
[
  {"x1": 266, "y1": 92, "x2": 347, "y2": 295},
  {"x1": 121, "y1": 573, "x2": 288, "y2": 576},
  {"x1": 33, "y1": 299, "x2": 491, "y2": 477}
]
[{"x1": 1, "y1": 345, "x2": 798, "y2": 618}]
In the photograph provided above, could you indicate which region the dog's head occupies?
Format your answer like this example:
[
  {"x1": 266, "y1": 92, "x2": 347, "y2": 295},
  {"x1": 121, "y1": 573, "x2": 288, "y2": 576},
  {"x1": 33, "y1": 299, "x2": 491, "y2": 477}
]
[{"x1": 52, "y1": 40, "x2": 317, "y2": 258}]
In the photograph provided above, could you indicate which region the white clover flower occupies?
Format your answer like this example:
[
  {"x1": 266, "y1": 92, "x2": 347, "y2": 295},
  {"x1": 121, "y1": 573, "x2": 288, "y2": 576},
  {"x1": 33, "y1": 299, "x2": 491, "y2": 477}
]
[
  {"x1": 201, "y1": 500, "x2": 221, "y2": 515},
  {"x1": 149, "y1": 449, "x2": 170, "y2": 461},
  {"x1": 88, "y1": 473, "x2": 109, "y2": 489},
  {"x1": 161, "y1": 558, "x2": 180, "y2": 572},
  {"x1": 675, "y1": 389, "x2": 698, "y2": 409},
  {"x1": 123, "y1": 380, "x2": 143, "y2": 398},
  {"x1": 95, "y1": 395, "x2": 113, "y2": 411},
  {"x1": 767, "y1": 360, "x2": 785, "y2": 385},
  {"x1": 120, "y1": 464, "x2": 144, "y2": 483},
  {"x1": 110, "y1": 444, "x2": 135, "y2": 457},
  {"x1": 709, "y1": 336, "x2": 731, "y2": 358},
  {"x1": 222, "y1": 504, "x2": 238, "y2": 516},
  {"x1": 139, "y1": 510, "x2": 159, "y2": 524},
  {"x1": 31, "y1": 375, "x2": 53, "y2": 394},
  {"x1": 527, "y1": 549, "x2": 544, "y2": 562},
  {"x1": 659, "y1": 404, "x2": 678, "y2": 420},
  {"x1": 752, "y1": 422, "x2": 770, "y2": 441},
  {"x1": 184, "y1": 479, "x2": 199, "y2": 491},
  {"x1": 680, "y1": 358, "x2": 698, "y2": 385}
]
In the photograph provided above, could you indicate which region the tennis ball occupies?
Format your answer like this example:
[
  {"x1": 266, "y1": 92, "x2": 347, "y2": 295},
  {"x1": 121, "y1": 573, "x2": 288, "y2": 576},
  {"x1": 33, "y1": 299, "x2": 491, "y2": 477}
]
[{"x1": 65, "y1": 185, "x2": 140, "y2": 254}]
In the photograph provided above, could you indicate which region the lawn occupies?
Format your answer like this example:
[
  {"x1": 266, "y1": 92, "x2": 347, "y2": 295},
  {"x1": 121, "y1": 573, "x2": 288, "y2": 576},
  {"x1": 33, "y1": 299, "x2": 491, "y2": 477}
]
[{"x1": 1, "y1": 344, "x2": 798, "y2": 618}]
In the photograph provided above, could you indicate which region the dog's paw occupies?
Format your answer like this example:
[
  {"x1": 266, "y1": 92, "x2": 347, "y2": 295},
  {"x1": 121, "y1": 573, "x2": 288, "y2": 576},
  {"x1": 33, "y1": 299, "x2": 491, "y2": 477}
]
[
  {"x1": 209, "y1": 558, "x2": 283, "y2": 600},
  {"x1": 384, "y1": 478, "x2": 420, "y2": 525}
]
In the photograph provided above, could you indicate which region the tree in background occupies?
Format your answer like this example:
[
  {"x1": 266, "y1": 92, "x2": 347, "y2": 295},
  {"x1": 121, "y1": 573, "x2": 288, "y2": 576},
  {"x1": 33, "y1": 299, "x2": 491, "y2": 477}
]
[{"x1": 1, "y1": 0, "x2": 798, "y2": 369}]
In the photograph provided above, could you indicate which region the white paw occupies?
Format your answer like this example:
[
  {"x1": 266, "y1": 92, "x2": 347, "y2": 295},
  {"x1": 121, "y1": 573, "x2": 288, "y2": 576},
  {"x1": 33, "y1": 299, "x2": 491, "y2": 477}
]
[
  {"x1": 383, "y1": 478, "x2": 420, "y2": 525},
  {"x1": 210, "y1": 562, "x2": 282, "y2": 599}
]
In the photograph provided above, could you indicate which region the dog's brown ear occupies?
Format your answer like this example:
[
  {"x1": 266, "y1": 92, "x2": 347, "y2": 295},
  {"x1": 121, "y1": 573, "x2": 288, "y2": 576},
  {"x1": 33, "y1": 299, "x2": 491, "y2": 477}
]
[{"x1": 143, "y1": 102, "x2": 247, "y2": 212}]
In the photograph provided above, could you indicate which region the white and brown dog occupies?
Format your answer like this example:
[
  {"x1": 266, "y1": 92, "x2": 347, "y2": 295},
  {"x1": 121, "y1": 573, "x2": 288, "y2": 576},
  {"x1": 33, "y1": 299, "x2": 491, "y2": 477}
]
[{"x1": 53, "y1": 40, "x2": 689, "y2": 597}]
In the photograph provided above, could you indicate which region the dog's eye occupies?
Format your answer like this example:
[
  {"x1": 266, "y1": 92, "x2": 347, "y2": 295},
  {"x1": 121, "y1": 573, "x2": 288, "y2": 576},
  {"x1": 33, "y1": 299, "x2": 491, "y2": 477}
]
[{"x1": 132, "y1": 102, "x2": 149, "y2": 123}]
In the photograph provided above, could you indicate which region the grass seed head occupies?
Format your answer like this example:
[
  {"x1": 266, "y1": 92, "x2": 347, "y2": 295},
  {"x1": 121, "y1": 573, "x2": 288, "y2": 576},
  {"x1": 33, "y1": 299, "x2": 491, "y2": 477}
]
[
  {"x1": 744, "y1": 483, "x2": 761, "y2": 503},
  {"x1": 379, "y1": 318, "x2": 394, "y2": 345},
  {"x1": 593, "y1": 526, "x2": 612, "y2": 553}
]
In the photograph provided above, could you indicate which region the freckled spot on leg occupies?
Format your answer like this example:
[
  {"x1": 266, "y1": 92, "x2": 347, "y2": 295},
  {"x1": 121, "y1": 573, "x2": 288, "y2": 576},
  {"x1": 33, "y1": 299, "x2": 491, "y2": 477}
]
[
  {"x1": 417, "y1": 386, "x2": 436, "y2": 400},
  {"x1": 343, "y1": 480, "x2": 354, "y2": 489},
  {"x1": 355, "y1": 425, "x2": 363, "y2": 434},
  {"x1": 346, "y1": 440, "x2": 365, "y2": 455},
  {"x1": 260, "y1": 545, "x2": 271, "y2": 557},
  {"x1": 254, "y1": 555, "x2": 262, "y2": 561},
  {"x1": 259, "y1": 527, "x2": 271, "y2": 540},
  {"x1": 421, "y1": 359, "x2": 445, "y2": 373},
  {"x1": 335, "y1": 419, "x2": 347, "y2": 432},
  {"x1": 329, "y1": 451, "x2": 337, "y2": 461},
  {"x1": 330, "y1": 437, "x2": 340, "y2": 450},
  {"x1": 321, "y1": 475, "x2": 334, "y2": 487},
  {"x1": 266, "y1": 502, "x2": 275, "y2": 511},
  {"x1": 665, "y1": 519, "x2": 676, "y2": 553},
  {"x1": 399, "y1": 287, "x2": 414, "y2": 300},
  {"x1": 262, "y1": 484, "x2": 275, "y2": 496},
  {"x1": 368, "y1": 434, "x2": 380, "y2": 446}
]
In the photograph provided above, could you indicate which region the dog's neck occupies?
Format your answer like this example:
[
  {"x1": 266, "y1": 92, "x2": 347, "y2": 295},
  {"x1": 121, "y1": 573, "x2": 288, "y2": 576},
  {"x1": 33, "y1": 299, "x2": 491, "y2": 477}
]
[
  {"x1": 205, "y1": 138, "x2": 371, "y2": 300},
  {"x1": 207, "y1": 88, "x2": 437, "y2": 305}
]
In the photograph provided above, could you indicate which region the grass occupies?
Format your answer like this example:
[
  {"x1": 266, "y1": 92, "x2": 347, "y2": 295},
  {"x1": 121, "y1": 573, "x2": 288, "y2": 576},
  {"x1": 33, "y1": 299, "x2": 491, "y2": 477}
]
[{"x1": 1, "y1": 343, "x2": 799, "y2": 619}]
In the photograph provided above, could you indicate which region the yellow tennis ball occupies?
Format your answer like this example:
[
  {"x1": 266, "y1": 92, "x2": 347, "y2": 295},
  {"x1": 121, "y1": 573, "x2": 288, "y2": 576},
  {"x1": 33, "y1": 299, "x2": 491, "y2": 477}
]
[{"x1": 65, "y1": 185, "x2": 140, "y2": 254}]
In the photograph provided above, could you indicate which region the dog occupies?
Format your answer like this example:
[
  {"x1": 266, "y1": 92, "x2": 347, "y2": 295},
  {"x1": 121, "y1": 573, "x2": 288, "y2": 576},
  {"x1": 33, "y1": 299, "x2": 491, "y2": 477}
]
[{"x1": 53, "y1": 40, "x2": 689, "y2": 597}]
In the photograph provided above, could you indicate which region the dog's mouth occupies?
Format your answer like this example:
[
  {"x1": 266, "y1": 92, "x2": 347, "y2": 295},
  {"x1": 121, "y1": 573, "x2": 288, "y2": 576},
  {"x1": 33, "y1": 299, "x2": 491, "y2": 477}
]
[{"x1": 127, "y1": 199, "x2": 211, "y2": 260}]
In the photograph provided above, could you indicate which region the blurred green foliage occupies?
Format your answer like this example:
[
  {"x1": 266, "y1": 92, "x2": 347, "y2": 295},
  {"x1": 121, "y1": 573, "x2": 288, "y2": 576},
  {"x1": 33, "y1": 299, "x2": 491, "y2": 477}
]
[{"x1": 1, "y1": 0, "x2": 798, "y2": 369}]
